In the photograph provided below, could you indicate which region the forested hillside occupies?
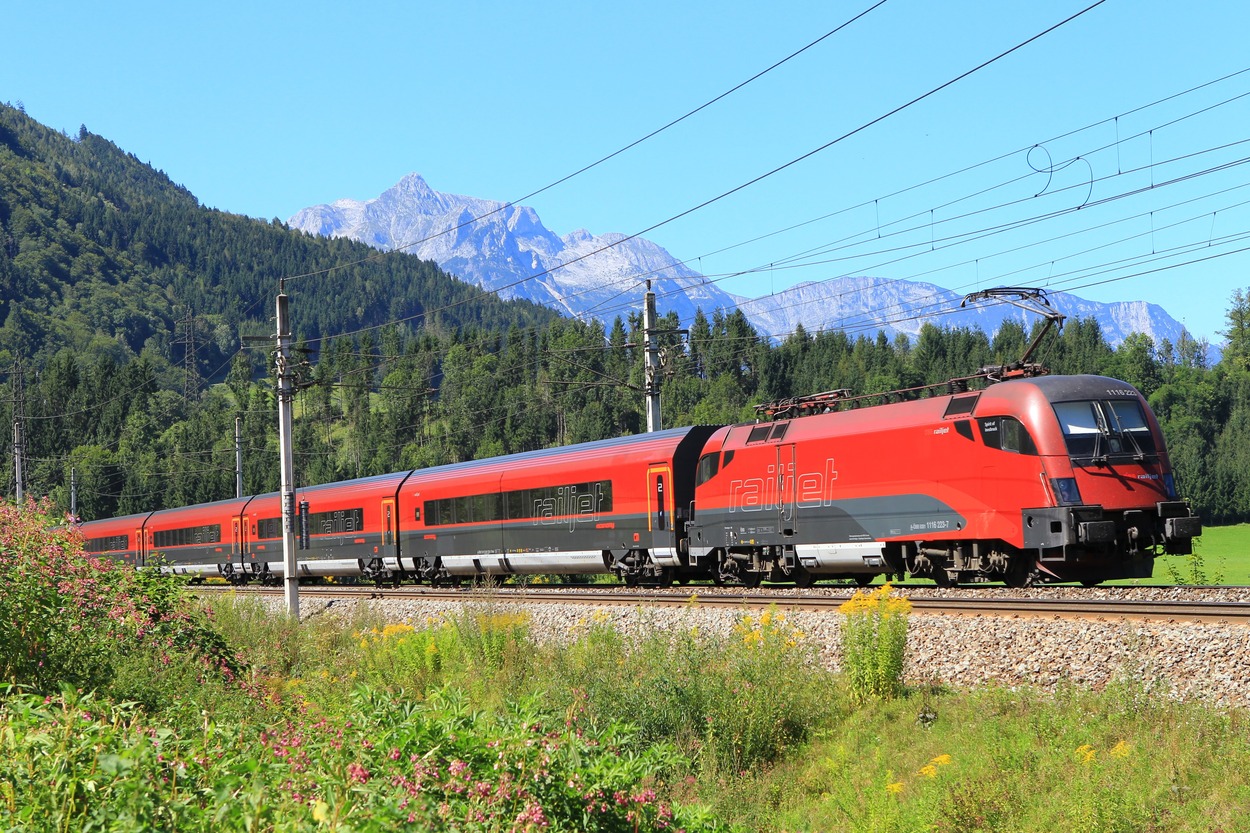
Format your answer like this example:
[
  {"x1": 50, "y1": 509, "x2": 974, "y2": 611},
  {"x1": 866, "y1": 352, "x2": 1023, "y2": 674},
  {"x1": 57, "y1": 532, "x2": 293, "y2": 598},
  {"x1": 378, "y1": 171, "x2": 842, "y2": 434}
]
[{"x1": 1, "y1": 101, "x2": 1246, "y2": 524}]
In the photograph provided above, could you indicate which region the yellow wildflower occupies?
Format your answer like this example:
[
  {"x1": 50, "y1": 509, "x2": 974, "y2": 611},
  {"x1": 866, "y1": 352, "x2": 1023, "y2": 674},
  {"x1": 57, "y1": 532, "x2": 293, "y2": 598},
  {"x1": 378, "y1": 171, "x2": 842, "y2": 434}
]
[
  {"x1": 885, "y1": 781, "x2": 904, "y2": 795},
  {"x1": 930, "y1": 754, "x2": 953, "y2": 767},
  {"x1": 1075, "y1": 744, "x2": 1096, "y2": 764},
  {"x1": 918, "y1": 764, "x2": 938, "y2": 778},
  {"x1": 312, "y1": 801, "x2": 329, "y2": 823},
  {"x1": 1109, "y1": 741, "x2": 1131, "y2": 759}
]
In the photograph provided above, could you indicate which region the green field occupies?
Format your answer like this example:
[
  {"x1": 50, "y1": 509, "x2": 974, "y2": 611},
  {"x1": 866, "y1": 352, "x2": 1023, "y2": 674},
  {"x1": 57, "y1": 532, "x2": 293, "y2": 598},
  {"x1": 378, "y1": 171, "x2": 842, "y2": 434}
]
[{"x1": 1155, "y1": 524, "x2": 1250, "y2": 586}]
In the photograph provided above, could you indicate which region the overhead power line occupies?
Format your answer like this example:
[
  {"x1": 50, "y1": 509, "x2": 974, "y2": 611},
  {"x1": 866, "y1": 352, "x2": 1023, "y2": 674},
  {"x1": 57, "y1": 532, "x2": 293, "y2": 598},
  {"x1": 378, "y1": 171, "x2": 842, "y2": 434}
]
[{"x1": 278, "y1": 1, "x2": 892, "y2": 287}]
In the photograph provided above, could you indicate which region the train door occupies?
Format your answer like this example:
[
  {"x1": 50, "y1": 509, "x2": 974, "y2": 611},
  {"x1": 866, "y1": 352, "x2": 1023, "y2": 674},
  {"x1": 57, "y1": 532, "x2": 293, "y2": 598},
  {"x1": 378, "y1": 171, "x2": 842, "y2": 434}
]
[
  {"x1": 134, "y1": 526, "x2": 146, "y2": 567},
  {"x1": 647, "y1": 464, "x2": 676, "y2": 562},
  {"x1": 231, "y1": 517, "x2": 242, "y2": 566},
  {"x1": 242, "y1": 513, "x2": 252, "y2": 562},
  {"x1": 777, "y1": 444, "x2": 797, "y2": 537},
  {"x1": 381, "y1": 498, "x2": 396, "y2": 556}
]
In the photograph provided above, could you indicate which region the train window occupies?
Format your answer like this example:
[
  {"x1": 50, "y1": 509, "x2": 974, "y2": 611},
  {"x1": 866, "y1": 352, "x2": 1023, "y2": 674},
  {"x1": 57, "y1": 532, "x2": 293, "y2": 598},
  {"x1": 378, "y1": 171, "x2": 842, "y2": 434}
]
[
  {"x1": 1106, "y1": 400, "x2": 1157, "y2": 455},
  {"x1": 999, "y1": 418, "x2": 1037, "y2": 455},
  {"x1": 424, "y1": 481, "x2": 614, "y2": 526},
  {"x1": 506, "y1": 490, "x2": 527, "y2": 520},
  {"x1": 696, "y1": 452, "x2": 720, "y2": 486},
  {"x1": 84, "y1": 534, "x2": 129, "y2": 553},
  {"x1": 722, "y1": 449, "x2": 735, "y2": 469},
  {"x1": 978, "y1": 417, "x2": 1037, "y2": 455},
  {"x1": 768, "y1": 422, "x2": 790, "y2": 441},
  {"x1": 1054, "y1": 400, "x2": 1156, "y2": 459},
  {"x1": 306, "y1": 508, "x2": 364, "y2": 535},
  {"x1": 747, "y1": 425, "x2": 771, "y2": 443},
  {"x1": 153, "y1": 523, "x2": 221, "y2": 548}
]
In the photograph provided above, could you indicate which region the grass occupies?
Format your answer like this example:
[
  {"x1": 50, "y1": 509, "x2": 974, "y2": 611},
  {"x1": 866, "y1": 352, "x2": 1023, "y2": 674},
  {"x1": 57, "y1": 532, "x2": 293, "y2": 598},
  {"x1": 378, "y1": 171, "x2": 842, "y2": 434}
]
[
  {"x1": 701, "y1": 681, "x2": 1250, "y2": 832},
  {"x1": 1178, "y1": 524, "x2": 1250, "y2": 585}
]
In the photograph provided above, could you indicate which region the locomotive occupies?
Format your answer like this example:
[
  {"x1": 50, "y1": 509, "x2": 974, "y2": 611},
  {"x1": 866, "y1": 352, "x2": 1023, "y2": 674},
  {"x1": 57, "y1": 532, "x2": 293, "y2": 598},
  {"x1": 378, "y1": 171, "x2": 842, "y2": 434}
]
[{"x1": 79, "y1": 373, "x2": 1200, "y2": 588}]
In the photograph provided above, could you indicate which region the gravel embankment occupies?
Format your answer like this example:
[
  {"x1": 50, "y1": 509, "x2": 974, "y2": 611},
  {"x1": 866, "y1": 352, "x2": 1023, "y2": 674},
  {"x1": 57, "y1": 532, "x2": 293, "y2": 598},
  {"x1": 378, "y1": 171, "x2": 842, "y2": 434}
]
[{"x1": 275, "y1": 587, "x2": 1250, "y2": 708}]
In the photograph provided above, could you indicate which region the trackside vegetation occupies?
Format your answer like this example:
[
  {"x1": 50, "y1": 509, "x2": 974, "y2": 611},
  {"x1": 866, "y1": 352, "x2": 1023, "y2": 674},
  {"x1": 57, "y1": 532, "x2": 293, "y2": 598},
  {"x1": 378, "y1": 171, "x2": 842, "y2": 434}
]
[{"x1": 3, "y1": 500, "x2": 1250, "y2": 831}]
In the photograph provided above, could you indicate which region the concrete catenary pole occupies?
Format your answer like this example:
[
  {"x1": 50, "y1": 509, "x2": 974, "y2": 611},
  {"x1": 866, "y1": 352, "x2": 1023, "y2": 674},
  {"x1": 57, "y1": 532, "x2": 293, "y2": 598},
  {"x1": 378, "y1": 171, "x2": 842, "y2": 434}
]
[
  {"x1": 643, "y1": 280, "x2": 662, "y2": 432},
  {"x1": 275, "y1": 293, "x2": 300, "y2": 618},
  {"x1": 13, "y1": 421, "x2": 22, "y2": 504},
  {"x1": 235, "y1": 416, "x2": 244, "y2": 500}
]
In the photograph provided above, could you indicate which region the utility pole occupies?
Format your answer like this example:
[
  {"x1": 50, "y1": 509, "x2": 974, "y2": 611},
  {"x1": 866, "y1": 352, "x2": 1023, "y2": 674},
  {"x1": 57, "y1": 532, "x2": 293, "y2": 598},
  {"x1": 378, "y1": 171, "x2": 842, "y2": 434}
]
[
  {"x1": 12, "y1": 420, "x2": 22, "y2": 504},
  {"x1": 275, "y1": 293, "x2": 300, "y2": 618},
  {"x1": 643, "y1": 280, "x2": 662, "y2": 432},
  {"x1": 70, "y1": 467, "x2": 77, "y2": 520},
  {"x1": 235, "y1": 416, "x2": 243, "y2": 499},
  {"x1": 12, "y1": 360, "x2": 25, "y2": 503},
  {"x1": 177, "y1": 307, "x2": 199, "y2": 403}
]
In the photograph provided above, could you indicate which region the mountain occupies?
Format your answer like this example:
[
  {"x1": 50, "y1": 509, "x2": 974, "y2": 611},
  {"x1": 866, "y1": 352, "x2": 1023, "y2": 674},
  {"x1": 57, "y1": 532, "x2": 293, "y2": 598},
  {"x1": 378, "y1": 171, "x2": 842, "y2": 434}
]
[
  {"x1": 731, "y1": 277, "x2": 1193, "y2": 349},
  {"x1": 0, "y1": 107, "x2": 554, "y2": 372},
  {"x1": 289, "y1": 174, "x2": 738, "y2": 325},
  {"x1": 289, "y1": 174, "x2": 1199, "y2": 352}
]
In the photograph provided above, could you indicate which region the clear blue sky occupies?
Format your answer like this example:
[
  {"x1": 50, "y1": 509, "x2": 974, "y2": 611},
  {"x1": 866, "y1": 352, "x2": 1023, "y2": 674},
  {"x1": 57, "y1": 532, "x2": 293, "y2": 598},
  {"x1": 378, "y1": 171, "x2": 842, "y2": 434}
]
[{"x1": 4, "y1": 1, "x2": 1248, "y2": 346}]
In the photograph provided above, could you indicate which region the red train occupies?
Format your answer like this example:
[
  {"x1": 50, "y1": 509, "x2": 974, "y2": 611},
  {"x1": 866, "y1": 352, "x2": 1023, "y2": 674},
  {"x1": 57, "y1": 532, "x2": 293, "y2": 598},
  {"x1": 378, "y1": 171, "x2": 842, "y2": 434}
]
[{"x1": 79, "y1": 374, "x2": 1200, "y2": 587}]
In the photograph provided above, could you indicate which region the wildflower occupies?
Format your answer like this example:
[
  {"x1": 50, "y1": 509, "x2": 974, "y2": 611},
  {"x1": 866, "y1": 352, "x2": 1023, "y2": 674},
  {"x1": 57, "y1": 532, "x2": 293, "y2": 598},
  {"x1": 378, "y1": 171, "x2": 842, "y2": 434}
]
[
  {"x1": 347, "y1": 762, "x2": 370, "y2": 783},
  {"x1": 930, "y1": 754, "x2": 953, "y2": 767},
  {"x1": 918, "y1": 764, "x2": 938, "y2": 778},
  {"x1": 885, "y1": 781, "x2": 904, "y2": 795},
  {"x1": 312, "y1": 801, "x2": 329, "y2": 823},
  {"x1": 1110, "y1": 740, "x2": 1132, "y2": 758},
  {"x1": 1075, "y1": 744, "x2": 1096, "y2": 764}
]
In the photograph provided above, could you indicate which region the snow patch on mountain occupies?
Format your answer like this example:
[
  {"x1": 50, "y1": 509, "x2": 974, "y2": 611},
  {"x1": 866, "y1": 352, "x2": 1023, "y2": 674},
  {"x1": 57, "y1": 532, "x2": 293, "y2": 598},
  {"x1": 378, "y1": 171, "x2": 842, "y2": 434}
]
[{"x1": 288, "y1": 174, "x2": 1199, "y2": 352}]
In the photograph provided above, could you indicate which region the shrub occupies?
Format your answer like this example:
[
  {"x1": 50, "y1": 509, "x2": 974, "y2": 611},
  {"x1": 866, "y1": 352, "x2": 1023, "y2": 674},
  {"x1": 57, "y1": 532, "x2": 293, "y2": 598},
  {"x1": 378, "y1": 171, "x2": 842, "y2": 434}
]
[
  {"x1": 552, "y1": 606, "x2": 840, "y2": 777},
  {"x1": 0, "y1": 499, "x2": 240, "y2": 705},
  {"x1": 839, "y1": 583, "x2": 912, "y2": 702},
  {"x1": 0, "y1": 682, "x2": 729, "y2": 831}
]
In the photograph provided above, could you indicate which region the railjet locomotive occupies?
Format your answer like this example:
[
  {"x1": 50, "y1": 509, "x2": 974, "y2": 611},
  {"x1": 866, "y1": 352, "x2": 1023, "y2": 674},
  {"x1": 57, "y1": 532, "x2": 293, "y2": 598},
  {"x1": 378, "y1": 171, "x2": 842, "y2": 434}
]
[{"x1": 79, "y1": 374, "x2": 1200, "y2": 588}]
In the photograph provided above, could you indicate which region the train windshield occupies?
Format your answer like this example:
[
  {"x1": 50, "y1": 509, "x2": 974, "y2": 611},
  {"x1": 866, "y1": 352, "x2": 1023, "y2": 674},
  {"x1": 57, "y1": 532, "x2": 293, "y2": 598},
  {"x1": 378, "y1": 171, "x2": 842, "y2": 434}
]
[{"x1": 1052, "y1": 399, "x2": 1157, "y2": 461}]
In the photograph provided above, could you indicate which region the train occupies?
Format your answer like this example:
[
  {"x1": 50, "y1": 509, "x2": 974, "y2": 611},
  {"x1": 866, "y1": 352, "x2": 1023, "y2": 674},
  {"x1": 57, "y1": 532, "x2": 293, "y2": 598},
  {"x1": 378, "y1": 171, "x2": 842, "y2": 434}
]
[{"x1": 78, "y1": 373, "x2": 1201, "y2": 588}]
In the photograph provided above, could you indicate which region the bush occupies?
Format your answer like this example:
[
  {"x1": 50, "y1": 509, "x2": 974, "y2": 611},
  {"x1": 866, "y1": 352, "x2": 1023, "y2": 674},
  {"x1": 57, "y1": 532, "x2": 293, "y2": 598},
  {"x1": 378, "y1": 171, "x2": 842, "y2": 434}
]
[
  {"x1": 0, "y1": 499, "x2": 240, "y2": 706},
  {"x1": 0, "y1": 683, "x2": 729, "y2": 831},
  {"x1": 839, "y1": 583, "x2": 912, "y2": 703},
  {"x1": 552, "y1": 606, "x2": 841, "y2": 777}
]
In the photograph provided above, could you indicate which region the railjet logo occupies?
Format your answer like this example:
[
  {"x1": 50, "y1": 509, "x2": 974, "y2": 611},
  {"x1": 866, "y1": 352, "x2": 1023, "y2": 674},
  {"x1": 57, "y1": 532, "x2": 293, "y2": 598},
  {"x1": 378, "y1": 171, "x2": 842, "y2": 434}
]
[
  {"x1": 533, "y1": 484, "x2": 609, "y2": 530},
  {"x1": 730, "y1": 458, "x2": 839, "y2": 512}
]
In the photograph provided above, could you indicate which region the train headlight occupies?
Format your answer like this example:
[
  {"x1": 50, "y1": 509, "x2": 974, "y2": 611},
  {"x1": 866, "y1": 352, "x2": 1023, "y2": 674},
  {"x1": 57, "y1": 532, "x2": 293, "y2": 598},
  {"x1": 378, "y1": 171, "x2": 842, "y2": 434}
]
[
  {"x1": 1163, "y1": 473, "x2": 1178, "y2": 500},
  {"x1": 1050, "y1": 477, "x2": 1082, "y2": 505}
]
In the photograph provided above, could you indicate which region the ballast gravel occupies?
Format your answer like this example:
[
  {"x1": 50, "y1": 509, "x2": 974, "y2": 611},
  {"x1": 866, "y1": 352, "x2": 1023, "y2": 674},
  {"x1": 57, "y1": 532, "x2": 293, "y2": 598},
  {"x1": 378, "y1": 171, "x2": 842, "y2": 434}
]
[{"x1": 265, "y1": 585, "x2": 1250, "y2": 708}]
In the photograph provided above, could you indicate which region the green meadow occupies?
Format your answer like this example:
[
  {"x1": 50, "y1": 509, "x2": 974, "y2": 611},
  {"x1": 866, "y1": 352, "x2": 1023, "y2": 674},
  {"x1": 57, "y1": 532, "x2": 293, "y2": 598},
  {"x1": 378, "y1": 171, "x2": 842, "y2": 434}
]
[{"x1": 3, "y1": 501, "x2": 1249, "y2": 831}]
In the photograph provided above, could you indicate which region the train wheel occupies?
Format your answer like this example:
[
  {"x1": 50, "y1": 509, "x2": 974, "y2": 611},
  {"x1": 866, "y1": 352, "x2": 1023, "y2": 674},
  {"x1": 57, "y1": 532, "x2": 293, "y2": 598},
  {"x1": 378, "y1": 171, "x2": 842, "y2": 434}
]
[
  {"x1": 793, "y1": 567, "x2": 816, "y2": 588},
  {"x1": 1004, "y1": 558, "x2": 1035, "y2": 589},
  {"x1": 853, "y1": 574, "x2": 874, "y2": 588}
]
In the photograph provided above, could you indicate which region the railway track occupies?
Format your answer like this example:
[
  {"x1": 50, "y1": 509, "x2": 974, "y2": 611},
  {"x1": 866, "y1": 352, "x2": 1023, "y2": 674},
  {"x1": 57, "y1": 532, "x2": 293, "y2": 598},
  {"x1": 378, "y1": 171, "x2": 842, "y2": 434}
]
[{"x1": 197, "y1": 583, "x2": 1250, "y2": 624}]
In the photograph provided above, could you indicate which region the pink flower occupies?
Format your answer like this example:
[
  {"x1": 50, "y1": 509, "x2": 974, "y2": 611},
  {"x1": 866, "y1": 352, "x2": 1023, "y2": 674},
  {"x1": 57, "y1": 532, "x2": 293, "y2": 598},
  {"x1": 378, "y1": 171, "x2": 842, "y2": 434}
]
[{"x1": 347, "y1": 762, "x2": 370, "y2": 784}]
